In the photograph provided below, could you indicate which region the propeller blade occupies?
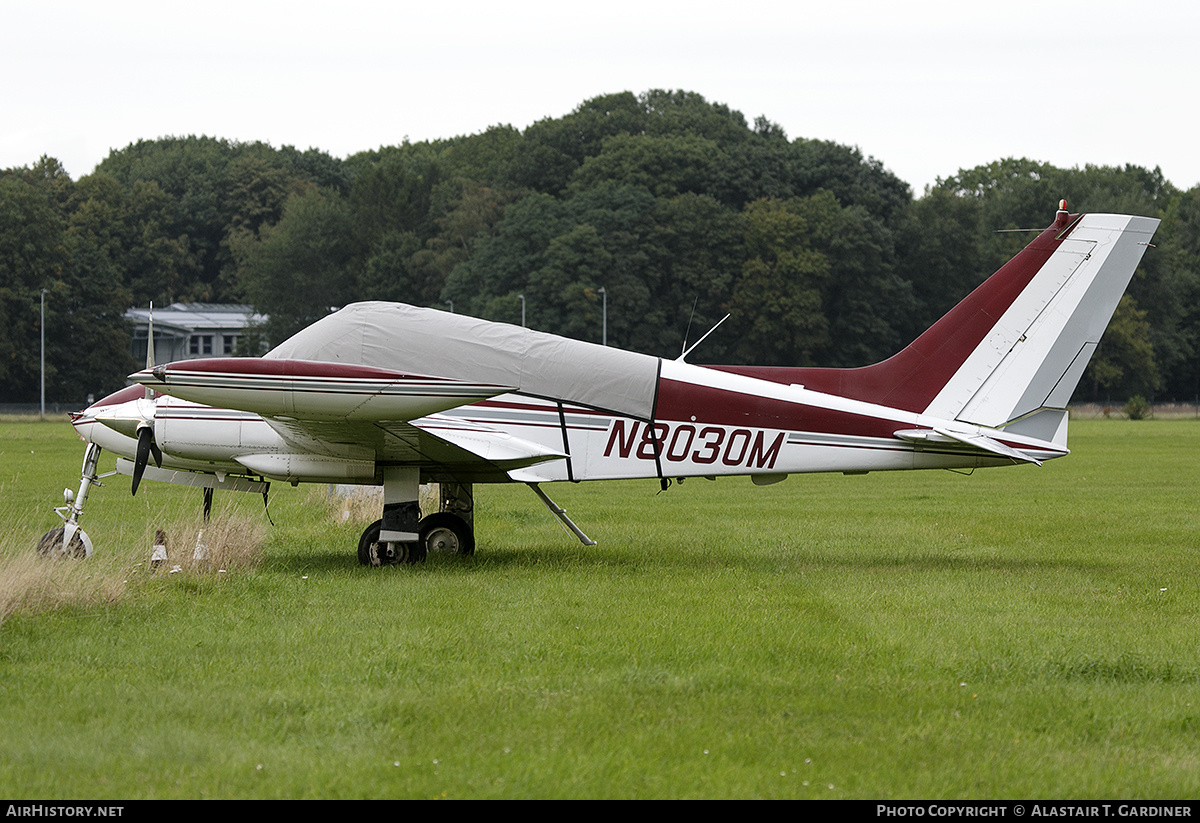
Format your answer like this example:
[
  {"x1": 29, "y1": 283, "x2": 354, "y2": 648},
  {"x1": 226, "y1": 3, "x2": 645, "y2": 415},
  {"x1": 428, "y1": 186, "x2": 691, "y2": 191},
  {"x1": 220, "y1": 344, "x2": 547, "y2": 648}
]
[
  {"x1": 150, "y1": 439, "x2": 163, "y2": 468},
  {"x1": 132, "y1": 427, "x2": 152, "y2": 495}
]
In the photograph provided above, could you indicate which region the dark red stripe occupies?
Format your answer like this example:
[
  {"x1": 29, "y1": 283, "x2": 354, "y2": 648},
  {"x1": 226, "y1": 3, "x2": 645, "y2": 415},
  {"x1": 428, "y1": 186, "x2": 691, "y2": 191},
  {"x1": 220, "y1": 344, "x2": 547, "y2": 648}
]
[
  {"x1": 654, "y1": 378, "x2": 900, "y2": 440},
  {"x1": 654, "y1": 378, "x2": 1048, "y2": 452},
  {"x1": 157, "y1": 358, "x2": 427, "y2": 381},
  {"x1": 87, "y1": 383, "x2": 144, "y2": 410}
]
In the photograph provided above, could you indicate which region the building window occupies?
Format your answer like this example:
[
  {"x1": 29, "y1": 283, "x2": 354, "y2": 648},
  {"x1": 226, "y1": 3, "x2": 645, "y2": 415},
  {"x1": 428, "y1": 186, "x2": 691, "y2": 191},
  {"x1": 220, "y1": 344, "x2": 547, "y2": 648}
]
[
  {"x1": 223, "y1": 335, "x2": 238, "y2": 355},
  {"x1": 189, "y1": 335, "x2": 214, "y2": 356}
]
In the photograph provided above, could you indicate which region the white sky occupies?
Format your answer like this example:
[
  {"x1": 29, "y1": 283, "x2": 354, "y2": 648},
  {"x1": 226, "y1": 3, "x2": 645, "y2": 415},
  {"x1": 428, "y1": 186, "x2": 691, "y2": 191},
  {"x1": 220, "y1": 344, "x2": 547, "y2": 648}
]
[{"x1": 3, "y1": 0, "x2": 1196, "y2": 195}]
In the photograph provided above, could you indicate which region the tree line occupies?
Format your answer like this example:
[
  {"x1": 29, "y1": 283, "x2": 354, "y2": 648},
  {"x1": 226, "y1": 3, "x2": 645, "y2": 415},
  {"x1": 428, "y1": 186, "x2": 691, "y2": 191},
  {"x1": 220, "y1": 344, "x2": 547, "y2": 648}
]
[{"x1": 3, "y1": 90, "x2": 1198, "y2": 405}]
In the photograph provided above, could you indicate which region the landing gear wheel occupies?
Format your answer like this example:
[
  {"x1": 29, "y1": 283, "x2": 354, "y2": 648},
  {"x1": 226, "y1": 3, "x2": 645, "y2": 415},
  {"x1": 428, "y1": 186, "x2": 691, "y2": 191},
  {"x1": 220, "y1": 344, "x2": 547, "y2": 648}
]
[
  {"x1": 36, "y1": 527, "x2": 92, "y2": 559},
  {"x1": 419, "y1": 512, "x2": 475, "y2": 556},
  {"x1": 357, "y1": 519, "x2": 424, "y2": 566}
]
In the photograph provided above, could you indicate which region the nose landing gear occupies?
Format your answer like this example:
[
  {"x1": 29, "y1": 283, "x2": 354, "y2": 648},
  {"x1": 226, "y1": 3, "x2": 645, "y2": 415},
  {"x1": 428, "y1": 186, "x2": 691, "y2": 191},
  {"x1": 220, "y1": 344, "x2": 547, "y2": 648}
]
[{"x1": 38, "y1": 442, "x2": 102, "y2": 559}]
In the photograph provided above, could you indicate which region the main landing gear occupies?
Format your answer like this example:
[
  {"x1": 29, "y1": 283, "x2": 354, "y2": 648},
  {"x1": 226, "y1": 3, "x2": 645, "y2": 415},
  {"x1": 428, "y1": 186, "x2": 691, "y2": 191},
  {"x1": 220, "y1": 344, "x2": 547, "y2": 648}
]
[
  {"x1": 354, "y1": 476, "x2": 597, "y2": 568},
  {"x1": 357, "y1": 476, "x2": 476, "y2": 566}
]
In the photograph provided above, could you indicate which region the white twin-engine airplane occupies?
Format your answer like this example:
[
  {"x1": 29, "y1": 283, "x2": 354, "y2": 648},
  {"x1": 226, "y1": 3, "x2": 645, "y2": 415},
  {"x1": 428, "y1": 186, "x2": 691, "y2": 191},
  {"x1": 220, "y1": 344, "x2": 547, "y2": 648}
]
[{"x1": 45, "y1": 203, "x2": 1158, "y2": 564}]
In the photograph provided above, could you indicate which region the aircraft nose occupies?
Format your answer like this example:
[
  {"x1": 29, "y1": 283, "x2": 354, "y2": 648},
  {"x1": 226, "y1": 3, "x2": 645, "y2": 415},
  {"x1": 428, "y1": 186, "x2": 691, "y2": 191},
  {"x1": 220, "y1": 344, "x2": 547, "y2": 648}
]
[{"x1": 90, "y1": 398, "x2": 157, "y2": 439}]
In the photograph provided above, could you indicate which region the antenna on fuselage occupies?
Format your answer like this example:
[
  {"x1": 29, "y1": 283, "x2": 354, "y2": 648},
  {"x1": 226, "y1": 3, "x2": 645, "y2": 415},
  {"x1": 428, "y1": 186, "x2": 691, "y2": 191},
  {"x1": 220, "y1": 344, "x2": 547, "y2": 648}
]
[
  {"x1": 677, "y1": 313, "x2": 731, "y2": 363},
  {"x1": 679, "y1": 295, "x2": 700, "y2": 357}
]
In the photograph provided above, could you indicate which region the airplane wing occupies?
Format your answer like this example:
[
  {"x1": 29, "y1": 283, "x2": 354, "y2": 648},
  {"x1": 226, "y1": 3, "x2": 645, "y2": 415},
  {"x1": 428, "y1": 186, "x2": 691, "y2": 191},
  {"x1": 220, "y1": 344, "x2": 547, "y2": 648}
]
[
  {"x1": 258, "y1": 414, "x2": 566, "y2": 481},
  {"x1": 131, "y1": 357, "x2": 566, "y2": 483},
  {"x1": 133, "y1": 357, "x2": 513, "y2": 421}
]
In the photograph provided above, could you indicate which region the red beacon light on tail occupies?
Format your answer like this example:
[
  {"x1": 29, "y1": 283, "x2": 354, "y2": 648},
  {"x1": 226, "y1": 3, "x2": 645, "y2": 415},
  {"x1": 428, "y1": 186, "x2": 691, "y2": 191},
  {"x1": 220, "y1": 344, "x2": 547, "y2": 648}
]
[{"x1": 1055, "y1": 199, "x2": 1071, "y2": 228}]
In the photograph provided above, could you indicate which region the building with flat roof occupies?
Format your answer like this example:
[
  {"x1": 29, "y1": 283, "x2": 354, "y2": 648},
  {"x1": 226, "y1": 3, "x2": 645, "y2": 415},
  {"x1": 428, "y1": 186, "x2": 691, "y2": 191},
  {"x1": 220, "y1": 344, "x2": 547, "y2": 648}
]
[{"x1": 125, "y1": 303, "x2": 267, "y2": 364}]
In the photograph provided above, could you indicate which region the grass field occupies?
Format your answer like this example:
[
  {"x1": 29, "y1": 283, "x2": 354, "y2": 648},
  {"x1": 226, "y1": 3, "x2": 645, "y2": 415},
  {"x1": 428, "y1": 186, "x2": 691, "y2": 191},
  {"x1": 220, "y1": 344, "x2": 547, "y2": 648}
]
[{"x1": 1, "y1": 417, "x2": 1197, "y2": 799}]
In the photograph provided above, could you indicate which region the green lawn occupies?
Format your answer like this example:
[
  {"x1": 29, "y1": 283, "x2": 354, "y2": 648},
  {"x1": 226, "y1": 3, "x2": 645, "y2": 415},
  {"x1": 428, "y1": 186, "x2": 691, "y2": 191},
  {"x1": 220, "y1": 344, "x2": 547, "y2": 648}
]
[{"x1": 1, "y1": 417, "x2": 1197, "y2": 798}]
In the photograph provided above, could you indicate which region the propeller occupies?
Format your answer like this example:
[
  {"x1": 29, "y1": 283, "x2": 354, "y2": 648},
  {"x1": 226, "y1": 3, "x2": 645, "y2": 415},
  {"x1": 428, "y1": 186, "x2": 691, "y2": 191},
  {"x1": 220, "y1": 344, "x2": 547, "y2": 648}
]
[
  {"x1": 131, "y1": 425, "x2": 164, "y2": 495},
  {"x1": 131, "y1": 303, "x2": 164, "y2": 496}
]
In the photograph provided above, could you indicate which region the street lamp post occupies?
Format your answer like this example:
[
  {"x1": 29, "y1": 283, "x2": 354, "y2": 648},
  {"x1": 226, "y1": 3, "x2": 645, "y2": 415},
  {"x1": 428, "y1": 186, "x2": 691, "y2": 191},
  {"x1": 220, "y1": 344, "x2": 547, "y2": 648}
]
[
  {"x1": 518, "y1": 294, "x2": 526, "y2": 327},
  {"x1": 40, "y1": 288, "x2": 47, "y2": 419},
  {"x1": 597, "y1": 287, "x2": 607, "y2": 346}
]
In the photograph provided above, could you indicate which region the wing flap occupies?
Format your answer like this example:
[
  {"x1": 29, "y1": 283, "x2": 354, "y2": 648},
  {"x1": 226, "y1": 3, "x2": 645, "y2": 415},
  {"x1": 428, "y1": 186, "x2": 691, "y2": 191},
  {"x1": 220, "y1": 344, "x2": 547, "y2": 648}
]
[
  {"x1": 407, "y1": 416, "x2": 566, "y2": 469},
  {"x1": 253, "y1": 413, "x2": 566, "y2": 482}
]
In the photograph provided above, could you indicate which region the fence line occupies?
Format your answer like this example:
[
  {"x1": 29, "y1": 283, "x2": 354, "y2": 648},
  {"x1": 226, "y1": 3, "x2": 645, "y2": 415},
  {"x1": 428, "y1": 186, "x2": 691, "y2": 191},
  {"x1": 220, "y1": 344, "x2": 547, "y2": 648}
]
[{"x1": 0, "y1": 403, "x2": 88, "y2": 417}]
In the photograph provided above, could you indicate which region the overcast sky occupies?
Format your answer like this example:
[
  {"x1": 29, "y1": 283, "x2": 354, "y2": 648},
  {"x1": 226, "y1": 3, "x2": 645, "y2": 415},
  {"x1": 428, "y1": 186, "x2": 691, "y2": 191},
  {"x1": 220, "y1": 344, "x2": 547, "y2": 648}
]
[{"x1": 3, "y1": 0, "x2": 1196, "y2": 196}]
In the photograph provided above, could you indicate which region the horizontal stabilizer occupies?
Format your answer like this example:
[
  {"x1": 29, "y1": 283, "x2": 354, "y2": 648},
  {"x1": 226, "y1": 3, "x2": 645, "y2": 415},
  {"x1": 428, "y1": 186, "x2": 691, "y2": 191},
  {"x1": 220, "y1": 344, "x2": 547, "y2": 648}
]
[{"x1": 893, "y1": 428, "x2": 1042, "y2": 466}]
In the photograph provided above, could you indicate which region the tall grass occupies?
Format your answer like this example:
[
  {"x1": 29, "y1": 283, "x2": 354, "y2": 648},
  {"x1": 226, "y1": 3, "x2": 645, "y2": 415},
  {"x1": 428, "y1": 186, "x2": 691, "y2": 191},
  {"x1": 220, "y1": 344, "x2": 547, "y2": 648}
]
[
  {"x1": 0, "y1": 419, "x2": 267, "y2": 624},
  {"x1": 0, "y1": 548, "x2": 128, "y2": 624},
  {"x1": 0, "y1": 499, "x2": 267, "y2": 624}
]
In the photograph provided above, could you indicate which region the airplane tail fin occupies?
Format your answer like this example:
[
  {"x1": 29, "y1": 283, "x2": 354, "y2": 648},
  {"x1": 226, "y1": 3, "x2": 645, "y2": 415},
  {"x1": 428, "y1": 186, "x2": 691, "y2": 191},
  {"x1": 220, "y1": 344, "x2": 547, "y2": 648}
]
[
  {"x1": 912, "y1": 207, "x2": 1159, "y2": 438},
  {"x1": 716, "y1": 204, "x2": 1160, "y2": 444}
]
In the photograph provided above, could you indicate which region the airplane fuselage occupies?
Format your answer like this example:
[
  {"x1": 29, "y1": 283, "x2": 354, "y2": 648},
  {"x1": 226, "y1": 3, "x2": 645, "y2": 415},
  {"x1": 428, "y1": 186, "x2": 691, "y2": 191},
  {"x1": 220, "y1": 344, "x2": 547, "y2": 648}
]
[{"x1": 74, "y1": 354, "x2": 1066, "y2": 491}]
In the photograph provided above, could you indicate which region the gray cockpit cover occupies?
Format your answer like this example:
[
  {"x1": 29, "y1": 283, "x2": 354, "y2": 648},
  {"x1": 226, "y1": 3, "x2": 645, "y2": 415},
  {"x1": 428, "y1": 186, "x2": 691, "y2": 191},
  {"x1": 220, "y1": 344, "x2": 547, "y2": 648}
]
[{"x1": 265, "y1": 302, "x2": 661, "y2": 420}]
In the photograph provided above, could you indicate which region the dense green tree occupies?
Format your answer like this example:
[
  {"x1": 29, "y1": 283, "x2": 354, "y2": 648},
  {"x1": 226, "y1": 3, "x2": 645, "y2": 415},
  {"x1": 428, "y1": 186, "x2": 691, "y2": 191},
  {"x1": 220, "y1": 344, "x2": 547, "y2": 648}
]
[
  {"x1": 1151, "y1": 185, "x2": 1200, "y2": 399},
  {"x1": 786, "y1": 139, "x2": 912, "y2": 226},
  {"x1": 236, "y1": 186, "x2": 357, "y2": 344},
  {"x1": 67, "y1": 172, "x2": 194, "y2": 306},
  {"x1": 1086, "y1": 295, "x2": 1161, "y2": 400},
  {"x1": 510, "y1": 92, "x2": 646, "y2": 193},
  {"x1": 821, "y1": 203, "x2": 913, "y2": 366},
  {"x1": 0, "y1": 160, "x2": 133, "y2": 402},
  {"x1": 640, "y1": 89, "x2": 753, "y2": 144},
  {"x1": 437, "y1": 126, "x2": 523, "y2": 188},
  {"x1": 567, "y1": 134, "x2": 725, "y2": 200},
  {"x1": 0, "y1": 169, "x2": 68, "y2": 399},
  {"x1": 443, "y1": 184, "x2": 665, "y2": 349},
  {"x1": 893, "y1": 187, "x2": 986, "y2": 329},
  {"x1": 45, "y1": 236, "x2": 136, "y2": 401},
  {"x1": 348, "y1": 149, "x2": 441, "y2": 250},
  {"x1": 526, "y1": 224, "x2": 614, "y2": 340},
  {"x1": 715, "y1": 128, "x2": 799, "y2": 206},
  {"x1": 644, "y1": 192, "x2": 745, "y2": 361},
  {"x1": 728, "y1": 196, "x2": 833, "y2": 365},
  {"x1": 396, "y1": 183, "x2": 514, "y2": 308},
  {"x1": 726, "y1": 192, "x2": 912, "y2": 367},
  {"x1": 358, "y1": 230, "x2": 425, "y2": 304},
  {"x1": 97, "y1": 136, "x2": 346, "y2": 302},
  {"x1": 442, "y1": 192, "x2": 571, "y2": 316}
]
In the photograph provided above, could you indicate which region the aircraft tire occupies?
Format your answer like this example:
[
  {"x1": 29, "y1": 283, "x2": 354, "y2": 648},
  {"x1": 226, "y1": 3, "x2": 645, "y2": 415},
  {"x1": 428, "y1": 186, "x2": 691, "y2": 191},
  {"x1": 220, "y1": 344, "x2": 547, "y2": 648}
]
[
  {"x1": 357, "y1": 519, "x2": 425, "y2": 566},
  {"x1": 419, "y1": 512, "x2": 475, "y2": 556},
  {"x1": 36, "y1": 527, "x2": 91, "y2": 559}
]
